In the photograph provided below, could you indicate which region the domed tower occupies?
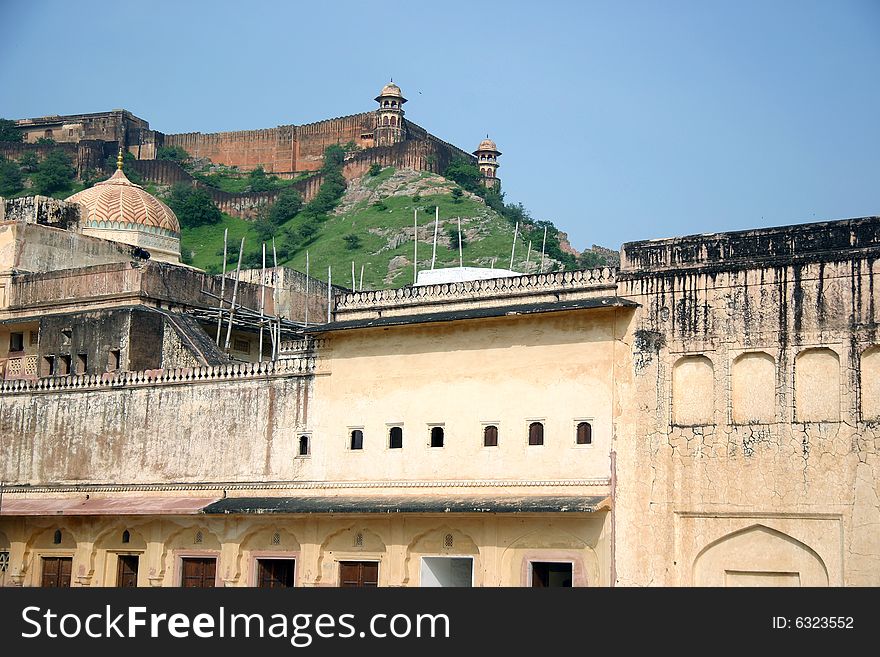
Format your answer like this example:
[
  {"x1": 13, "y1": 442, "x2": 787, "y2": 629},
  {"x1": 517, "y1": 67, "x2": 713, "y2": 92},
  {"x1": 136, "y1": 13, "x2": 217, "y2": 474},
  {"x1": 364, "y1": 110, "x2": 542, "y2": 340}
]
[
  {"x1": 66, "y1": 150, "x2": 181, "y2": 263},
  {"x1": 375, "y1": 81, "x2": 407, "y2": 147},
  {"x1": 473, "y1": 137, "x2": 501, "y2": 189}
]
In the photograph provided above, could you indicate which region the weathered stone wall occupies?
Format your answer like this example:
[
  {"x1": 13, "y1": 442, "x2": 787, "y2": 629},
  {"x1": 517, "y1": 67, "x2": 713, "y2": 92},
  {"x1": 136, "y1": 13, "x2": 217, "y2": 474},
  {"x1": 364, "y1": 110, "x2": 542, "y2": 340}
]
[
  {"x1": 615, "y1": 217, "x2": 880, "y2": 586},
  {"x1": 0, "y1": 360, "x2": 314, "y2": 485}
]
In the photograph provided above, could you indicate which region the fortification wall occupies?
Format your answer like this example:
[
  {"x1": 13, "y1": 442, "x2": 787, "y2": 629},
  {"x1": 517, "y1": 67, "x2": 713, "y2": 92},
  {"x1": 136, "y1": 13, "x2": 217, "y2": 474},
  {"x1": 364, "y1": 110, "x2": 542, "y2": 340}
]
[
  {"x1": 129, "y1": 160, "x2": 325, "y2": 219},
  {"x1": 614, "y1": 217, "x2": 880, "y2": 586}
]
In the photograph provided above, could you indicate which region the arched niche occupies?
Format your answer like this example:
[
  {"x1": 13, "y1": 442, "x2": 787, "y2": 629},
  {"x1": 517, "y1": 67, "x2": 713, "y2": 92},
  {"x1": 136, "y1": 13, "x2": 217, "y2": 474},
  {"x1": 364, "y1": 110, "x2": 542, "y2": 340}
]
[
  {"x1": 731, "y1": 351, "x2": 776, "y2": 424},
  {"x1": 693, "y1": 524, "x2": 828, "y2": 586},
  {"x1": 672, "y1": 355, "x2": 715, "y2": 425},
  {"x1": 860, "y1": 346, "x2": 880, "y2": 420},
  {"x1": 795, "y1": 348, "x2": 840, "y2": 422}
]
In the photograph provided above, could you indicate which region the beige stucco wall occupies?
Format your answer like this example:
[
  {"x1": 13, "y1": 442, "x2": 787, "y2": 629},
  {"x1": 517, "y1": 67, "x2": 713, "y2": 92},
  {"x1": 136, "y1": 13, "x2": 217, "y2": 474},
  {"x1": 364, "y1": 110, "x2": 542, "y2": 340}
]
[
  {"x1": 0, "y1": 512, "x2": 608, "y2": 587},
  {"x1": 308, "y1": 308, "x2": 625, "y2": 483}
]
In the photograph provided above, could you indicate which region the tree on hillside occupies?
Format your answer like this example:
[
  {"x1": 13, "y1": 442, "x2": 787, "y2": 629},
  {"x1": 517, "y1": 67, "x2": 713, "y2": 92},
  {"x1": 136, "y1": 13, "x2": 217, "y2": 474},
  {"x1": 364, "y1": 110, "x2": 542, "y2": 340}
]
[
  {"x1": 156, "y1": 145, "x2": 189, "y2": 162},
  {"x1": 0, "y1": 119, "x2": 22, "y2": 143},
  {"x1": 167, "y1": 183, "x2": 222, "y2": 228},
  {"x1": 0, "y1": 157, "x2": 24, "y2": 196},
  {"x1": 443, "y1": 158, "x2": 482, "y2": 194},
  {"x1": 248, "y1": 166, "x2": 275, "y2": 193},
  {"x1": 368, "y1": 163, "x2": 381, "y2": 176},
  {"x1": 18, "y1": 151, "x2": 39, "y2": 173},
  {"x1": 33, "y1": 149, "x2": 75, "y2": 195},
  {"x1": 268, "y1": 188, "x2": 303, "y2": 225},
  {"x1": 343, "y1": 234, "x2": 361, "y2": 250}
]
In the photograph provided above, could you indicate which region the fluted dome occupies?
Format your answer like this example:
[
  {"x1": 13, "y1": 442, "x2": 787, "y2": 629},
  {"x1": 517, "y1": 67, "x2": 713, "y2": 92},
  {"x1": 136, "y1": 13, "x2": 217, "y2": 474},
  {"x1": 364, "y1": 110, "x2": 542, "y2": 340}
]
[
  {"x1": 475, "y1": 138, "x2": 500, "y2": 154},
  {"x1": 375, "y1": 81, "x2": 406, "y2": 104},
  {"x1": 66, "y1": 167, "x2": 181, "y2": 263},
  {"x1": 379, "y1": 82, "x2": 403, "y2": 97}
]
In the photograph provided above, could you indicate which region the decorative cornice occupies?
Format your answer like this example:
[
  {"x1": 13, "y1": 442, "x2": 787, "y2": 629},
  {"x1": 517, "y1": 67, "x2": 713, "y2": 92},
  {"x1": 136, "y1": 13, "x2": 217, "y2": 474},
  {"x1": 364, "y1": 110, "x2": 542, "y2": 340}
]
[
  {"x1": 0, "y1": 356, "x2": 314, "y2": 395},
  {"x1": 334, "y1": 267, "x2": 618, "y2": 312},
  {"x1": 0, "y1": 478, "x2": 611, "y2": 494}
]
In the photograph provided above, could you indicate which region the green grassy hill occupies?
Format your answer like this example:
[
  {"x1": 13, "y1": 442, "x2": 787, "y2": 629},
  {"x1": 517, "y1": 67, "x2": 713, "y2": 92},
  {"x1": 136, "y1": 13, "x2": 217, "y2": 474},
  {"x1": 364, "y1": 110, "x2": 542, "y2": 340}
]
[{"x1": 180, "y1": 167, "x2": 559, "y2": 290}]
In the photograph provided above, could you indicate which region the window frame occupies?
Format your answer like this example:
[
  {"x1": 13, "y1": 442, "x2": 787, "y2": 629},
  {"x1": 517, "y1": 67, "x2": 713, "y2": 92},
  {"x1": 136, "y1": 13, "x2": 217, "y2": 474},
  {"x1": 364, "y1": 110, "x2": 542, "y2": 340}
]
[
  {"x1": 427, "y1": 423, "x2": 445, "y2": 449},
  {"x1": 527, "y1": 419, "x2": 546, "y2": 447},
  {"x1": 296, "y1": 432, "x2": 311, "y2": 458},
  {"x1": 387, "y1": 424, "x2": 404, "y2": 450},
  {"x1": 347, "y1": 426, "x2": 365, "y2": 451},
  {"x1": 481, "y1": 421, "x2": 500, "y2": 448},
  {"x1": 573, "y1": 418, "x2": 594, "y2": 448}
]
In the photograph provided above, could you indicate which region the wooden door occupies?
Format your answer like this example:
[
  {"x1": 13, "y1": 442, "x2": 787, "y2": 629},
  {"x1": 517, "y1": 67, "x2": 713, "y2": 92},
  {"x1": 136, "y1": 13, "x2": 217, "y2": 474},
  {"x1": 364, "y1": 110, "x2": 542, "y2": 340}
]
[
  {"x1": 117, "y1": 554, "x2": 139, "y2": 588},
  {"x1": 41, "y1": 556, "x2": 72, "y2": 587},
  {"x1": 257, "y1": 559, "x2": 295, "y2": 588},
  {"x1": 338, "y1": 561, "x2": 379, "y2": 587},
  {"x1": 180, "y1": 557, "x2": 216, "y2": 588}
]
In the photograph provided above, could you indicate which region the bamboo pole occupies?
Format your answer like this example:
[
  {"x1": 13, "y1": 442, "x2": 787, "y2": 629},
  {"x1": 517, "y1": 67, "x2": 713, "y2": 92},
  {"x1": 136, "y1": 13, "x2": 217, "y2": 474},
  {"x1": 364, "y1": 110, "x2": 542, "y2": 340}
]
[
  {"x1": 509, "y1": 222, "x2": 519, "y2": 270},
  {"x1": 413, "y1": 208, "x2": 418, "y2": 284},
  {"x1": 540, "y1": 226, "x2": 547, "y2": 273},
  {"x1": 258, "y1": 243, "x2": 266, "y2": 363},
  {"x1": 351, "y1": 260, "x2": 356, "y2": 291},
  {"x1": 214, "y1": 228, "x2": 228, "y2": 344},
  {"x1": 458, "y1": 216, "x2": 463, "y2": 268},
  {"x1": 327, "y1": 266, "x2": 332, "y2": 323},
  {"x1": 224, "y1": 237, "x2": 245, "y2": 352},
  {"x1": 304, "y1": 251, "x2": 310, "y2": 328},
  {"x1": 431, "y1": 206, "x2": 439, "y2": 270},
  {"x1": 359, "y1": 264, "x2": 365, "y2": 291},
  {"x1": 272, "y1": 238, "x2": 279, "y2": 360},
  {"x1": 526, "y1": 240, "x2": 532, "y2": 271}
]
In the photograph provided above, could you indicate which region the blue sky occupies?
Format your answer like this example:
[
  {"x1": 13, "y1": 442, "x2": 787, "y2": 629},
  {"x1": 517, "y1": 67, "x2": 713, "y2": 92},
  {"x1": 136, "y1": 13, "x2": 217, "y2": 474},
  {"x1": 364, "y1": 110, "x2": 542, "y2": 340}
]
[{"x1": 1, "y1": 0, "x2": 878, "y2": 251}]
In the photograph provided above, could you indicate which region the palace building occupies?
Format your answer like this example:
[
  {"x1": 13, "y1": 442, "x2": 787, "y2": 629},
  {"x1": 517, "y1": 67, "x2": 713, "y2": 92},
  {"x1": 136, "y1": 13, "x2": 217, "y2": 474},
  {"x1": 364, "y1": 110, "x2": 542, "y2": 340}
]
[{"x1": 0, "y1": 173, "x2": 877, "y2": 586}]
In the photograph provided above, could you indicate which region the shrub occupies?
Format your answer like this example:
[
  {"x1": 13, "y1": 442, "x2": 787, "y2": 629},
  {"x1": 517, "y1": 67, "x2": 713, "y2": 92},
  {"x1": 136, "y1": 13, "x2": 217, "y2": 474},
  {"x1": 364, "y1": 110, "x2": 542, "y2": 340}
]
[
  {"x1": 268, "y1": 188, "x2": 303, "y2": 225},
  {"x1": 18, "y1": 151, "x2": 39, "y2": 173},
  {"x1": 368, "y1": 163, "x2": 382, "y2": 176},
  {"x1": 0, "y1": 157, "x2": 24, "y2": 196},
  {"x1": 166, "y1": 183, "x2": 222, "y2": 228},
  {"x1": 33, "y1": 149, "x2": 76, "y2": 195},
  {"x1": 156, "y1": 145, "x2": 189, "y2": 162},
  {"x1": 0, "y1": 119, "x2": 22, "y2": 143},
  {"x1": 343, "y1": 234, "x2": 361, "y2": 250},
  {"x1": 451, "y1": 187, "x2": 463, "y2": 203}
]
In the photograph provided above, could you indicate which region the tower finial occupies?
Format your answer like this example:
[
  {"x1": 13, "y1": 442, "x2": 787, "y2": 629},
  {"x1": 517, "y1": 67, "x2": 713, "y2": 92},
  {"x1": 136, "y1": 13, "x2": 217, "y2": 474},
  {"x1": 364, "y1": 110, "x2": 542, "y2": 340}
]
[{"x1": 117, "y1": 148, "x2": 124, "y2": 171}]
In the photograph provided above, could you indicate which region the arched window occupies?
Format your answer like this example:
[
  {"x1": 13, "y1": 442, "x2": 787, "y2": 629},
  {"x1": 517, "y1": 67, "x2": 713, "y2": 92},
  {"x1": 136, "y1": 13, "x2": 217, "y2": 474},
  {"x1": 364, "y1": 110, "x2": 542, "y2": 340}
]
[
  {"x1": 576, "y1": 422, "x2": 592, "y2": 445},
  {"x1": 122, "y1": 530, "x2": 130, "y2": 544},
  {"x1": 383, "y1": 100, "x2": 389, "y2": 107},
  {"x1": 528, "y1": 422, "x2": 544, "y2": 446},
  {"x1": 53, "y1": 530, "x2": 62, "y2": 544},
  {"x1": 350, "y1": 429, "x2": 364, "y2": 450},
  {"x1": 383, "y1": 116, "x2": 389, "y2": 126},
  {"x1": 483, "y1": 425, "x2": 498, "y2": 447},
  {"x1": 389, "y1": 426, "x2": 403, "y2": 449},
  {"x1": 298, "y1": 435, "x2": 310, "y2": 456},
  {"x1": 391, "y1": 100, "x2": 397, "y2": 107},
  {"x1": 430, "y1": 426, "x2": 444, "y2": 448}
]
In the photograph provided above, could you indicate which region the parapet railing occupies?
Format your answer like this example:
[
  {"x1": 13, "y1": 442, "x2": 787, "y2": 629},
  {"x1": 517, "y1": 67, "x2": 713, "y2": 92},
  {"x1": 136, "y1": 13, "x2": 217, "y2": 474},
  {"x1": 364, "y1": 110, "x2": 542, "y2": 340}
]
[
  {"x1": 0, "y1": 356, "x2": 315, "y2": 395},
  {"x1": 334, "y1": 267, "x2": 618, "y2": 311}
]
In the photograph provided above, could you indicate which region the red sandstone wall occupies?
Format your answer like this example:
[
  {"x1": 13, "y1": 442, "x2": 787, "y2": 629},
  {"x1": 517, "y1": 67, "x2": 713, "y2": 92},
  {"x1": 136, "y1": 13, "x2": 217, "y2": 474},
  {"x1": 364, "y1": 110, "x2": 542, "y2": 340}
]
[{"x1": 164, "y1": 113, "x2": 376, "y2": 175}]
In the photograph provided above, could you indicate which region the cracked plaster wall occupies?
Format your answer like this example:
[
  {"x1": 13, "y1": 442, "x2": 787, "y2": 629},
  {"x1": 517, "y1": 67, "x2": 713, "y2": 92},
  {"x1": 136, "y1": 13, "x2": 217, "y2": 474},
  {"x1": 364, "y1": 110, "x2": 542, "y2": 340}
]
[{"x1": 615, "y1": 247, "x2": 880, "y2": 585}]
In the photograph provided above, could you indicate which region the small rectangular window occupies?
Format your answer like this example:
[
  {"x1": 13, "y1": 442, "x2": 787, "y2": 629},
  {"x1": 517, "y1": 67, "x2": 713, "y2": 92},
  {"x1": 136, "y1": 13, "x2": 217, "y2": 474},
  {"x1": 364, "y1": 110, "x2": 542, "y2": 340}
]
[
  {"x1": 389, "y1": 426, "x2": 403, "y2": 449},
  {"x1": 41, "y1": 355, "x2": 55, "y2": 377},
  {"x1": 61, "y1": 328, "x2": 72, "y2": 345},
  {"x1": 298, "y1": 434, "x2": 310, "y2": 457},
  {"x1": 29, "y1": 330, "x2": 39, "y2": 346},
  {"x1": 59, "y1": 355, "x2": 71, "y2": 375},
  {"x1": 108, "y1": 349, "x2": 121, "y2": 372},
  {"x1": 576, "y1": 421, "x2": 592, "y2": 445},
  {"x1": 9, "y1": 332, "x2": 24, "y2": 352},
  {"x1": 483, "y1": 424, "x2": 498, "y2": 447},
  {"x1": 233, "y1": 338, "x2": 250, "y2": 353},
  {"x1": 350, "y1": 429, "x2": 364, "y2": 450},
  {"x1": 76, "y1": 353, "x2": 88, "y2": 375},
  {"x1": 429, "y1": 425, "x2": 444, "y2": 448},
  {"x1": 528, "y1": 421, "x2": 544, "y2": 446}
]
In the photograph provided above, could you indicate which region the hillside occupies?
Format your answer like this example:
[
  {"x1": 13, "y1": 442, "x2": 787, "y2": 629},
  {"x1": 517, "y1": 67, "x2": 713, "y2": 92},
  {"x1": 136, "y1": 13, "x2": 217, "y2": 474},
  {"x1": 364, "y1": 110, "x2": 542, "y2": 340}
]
[{"x1": 180, "y1": 167, "x2": 565, "y2": 290}]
